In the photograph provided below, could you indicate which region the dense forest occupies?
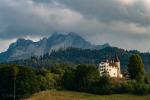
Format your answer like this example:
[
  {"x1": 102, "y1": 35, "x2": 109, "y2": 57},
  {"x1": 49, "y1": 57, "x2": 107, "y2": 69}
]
[{"x1": 7, "y1": 47, "x2": 150, "y2": 72}]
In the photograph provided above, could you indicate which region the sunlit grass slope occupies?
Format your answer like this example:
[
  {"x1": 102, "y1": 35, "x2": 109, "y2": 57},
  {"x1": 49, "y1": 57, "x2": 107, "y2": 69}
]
[{"x1": 26, "y1": 90, "x2": 150, "y2": 100}]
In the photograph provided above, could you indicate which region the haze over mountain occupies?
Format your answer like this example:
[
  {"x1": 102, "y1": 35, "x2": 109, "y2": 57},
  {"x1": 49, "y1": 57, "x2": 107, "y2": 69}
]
[{"x1": 0, "y1": 32, "x2": 109, "y2": 62}]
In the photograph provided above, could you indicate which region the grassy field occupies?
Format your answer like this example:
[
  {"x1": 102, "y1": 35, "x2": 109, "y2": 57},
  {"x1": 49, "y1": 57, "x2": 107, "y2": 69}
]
[{"x1": 26, "y1": 90, "x2": 150, "y2": 100}]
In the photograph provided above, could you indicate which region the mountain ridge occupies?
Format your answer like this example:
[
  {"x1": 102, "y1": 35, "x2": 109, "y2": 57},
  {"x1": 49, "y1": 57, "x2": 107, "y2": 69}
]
[{"x1": 0, "y1": 32, "x2": 110, "y2": 62}]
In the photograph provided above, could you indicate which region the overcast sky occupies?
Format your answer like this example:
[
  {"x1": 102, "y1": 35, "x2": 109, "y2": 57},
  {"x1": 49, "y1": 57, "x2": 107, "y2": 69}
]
[{"x1": 0, "y1": 0, "x2": 150, "y2": 52}]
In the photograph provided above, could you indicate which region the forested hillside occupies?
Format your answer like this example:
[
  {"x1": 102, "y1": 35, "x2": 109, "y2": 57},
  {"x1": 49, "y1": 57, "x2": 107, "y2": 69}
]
[{"x1": 8, "y1": 47, "x2": 150, "y2": 72}]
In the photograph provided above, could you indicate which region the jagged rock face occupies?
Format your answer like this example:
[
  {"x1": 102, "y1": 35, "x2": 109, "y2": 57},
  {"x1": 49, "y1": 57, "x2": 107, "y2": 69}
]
[
  {"x1": 47, "y1": 32, "x2": 94, "y2": 52},
  {"x1": 0, "y1": 32, "x2": 110, "y2": 62}
]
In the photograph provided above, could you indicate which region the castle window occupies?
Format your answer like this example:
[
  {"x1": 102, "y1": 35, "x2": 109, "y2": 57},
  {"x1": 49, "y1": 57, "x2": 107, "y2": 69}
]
[{"x1": 114, "y1": 73, "x2": 115, "y2": 75}]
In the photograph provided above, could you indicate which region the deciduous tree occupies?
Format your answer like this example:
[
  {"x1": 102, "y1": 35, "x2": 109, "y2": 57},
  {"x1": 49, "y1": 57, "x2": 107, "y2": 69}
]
[{"x1": 128, "y1": 54, "x2": 145, "y2": 82}]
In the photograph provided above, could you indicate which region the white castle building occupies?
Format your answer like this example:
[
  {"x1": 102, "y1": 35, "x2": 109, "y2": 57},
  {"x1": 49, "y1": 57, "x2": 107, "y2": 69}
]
[{"x1": 98, "y1": 56, "x2": 122, "y2": 78}]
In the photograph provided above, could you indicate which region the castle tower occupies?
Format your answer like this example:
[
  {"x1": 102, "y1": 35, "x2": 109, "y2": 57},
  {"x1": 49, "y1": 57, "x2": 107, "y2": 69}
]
[
  {"x1": 114, "y1": 55, "x2": 120, "y2": 67},
  {"x1": 114, "y1": 55, "x2": 121, "y2": 78}
]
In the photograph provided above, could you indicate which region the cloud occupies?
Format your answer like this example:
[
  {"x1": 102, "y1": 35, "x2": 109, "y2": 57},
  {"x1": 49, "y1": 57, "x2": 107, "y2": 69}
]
[
  {"x1": 56, "y1": 0, "x2": 150, "y2": 26},
  {"x1": 0, "y1": 0, "x2": 150, "y2": 52},
  {"x1": 0, "y1": 39, "x2": 16, "y2": 52},
  {"x1": 0, "y1": 0, "x2": 82, "y2": 38}
]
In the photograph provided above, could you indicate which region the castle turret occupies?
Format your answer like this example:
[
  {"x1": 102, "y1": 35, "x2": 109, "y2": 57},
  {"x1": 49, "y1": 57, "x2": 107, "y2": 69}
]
[
  {"x1": 114, "y1": 55, "x2": 122, "y2": 78},
  {"x1": 114, "y1": 55, "x2": 120, "y2": 68},
  {"x1": 114, "y1": 55, "x2": 120, "y2": 62}
]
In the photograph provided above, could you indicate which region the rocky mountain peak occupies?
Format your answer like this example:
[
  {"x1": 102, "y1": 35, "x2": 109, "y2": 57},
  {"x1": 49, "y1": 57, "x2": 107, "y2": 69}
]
[{"x1": 0, "y1": 32, "x2": 110, "y2": 62}]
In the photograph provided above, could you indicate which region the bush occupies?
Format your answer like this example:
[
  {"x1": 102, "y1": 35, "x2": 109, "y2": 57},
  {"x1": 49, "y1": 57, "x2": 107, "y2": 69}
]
[
  {"x1": 63, "y1": 69, "x2": 76, "y2": 90},
  {"x1": 16, "y1": 66, "x2": 40, "y2": 99},
  {"x1": 116, "y1": 81, "x2": 135, "y2": 93},
  {"x1": 0, "y1": 66, "x2": 40, "y2": 100},
  {"x1": 97, "y1": 75, "x2": 112, "y2": 94},
  {"x1": 132, "y1": 83, "x2": 149, "y2": 95},
  {"x1": 149, "y1": 85, "x2": 150, "y2": 93},
  {"x1": 74, "y1": 65, "x2": 99, "y2": 91},
  {"x1": 117, "y1": 80, "x2": 149, "y2": 95},
  {"x1": 0, "y1": 66, "x2": 15, "y2": 100},
  {"x1": 36, "y1": 73, "x2": 56, "y2": 91}
]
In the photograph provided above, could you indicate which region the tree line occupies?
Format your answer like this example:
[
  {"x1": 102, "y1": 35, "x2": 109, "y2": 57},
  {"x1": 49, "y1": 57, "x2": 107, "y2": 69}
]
[
  {"x1": 0, "y1": 54, "x2": 149, "y2": 100},
  {"x1": 9, "y1": 47, "x2": 150, "y2": 72}
]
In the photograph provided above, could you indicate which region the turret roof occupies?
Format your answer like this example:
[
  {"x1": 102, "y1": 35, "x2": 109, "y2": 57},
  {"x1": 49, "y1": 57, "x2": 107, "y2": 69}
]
[{"x1": 114, "y1": 55, "x2": 120, "y2": 62}]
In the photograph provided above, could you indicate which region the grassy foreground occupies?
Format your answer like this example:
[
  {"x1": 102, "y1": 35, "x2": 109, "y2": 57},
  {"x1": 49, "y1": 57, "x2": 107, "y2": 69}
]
[{"x1": 26, "y1": 90, "x2": 150, "y2": 100}]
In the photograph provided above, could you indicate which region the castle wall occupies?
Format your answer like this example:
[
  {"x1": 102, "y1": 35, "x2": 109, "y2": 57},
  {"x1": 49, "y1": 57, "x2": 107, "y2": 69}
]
[
  {"x1": 99, "y1": 59, "x2": 122, "y2": 78},
  {"x1": 109, "y1": 67, "x2": 118, "y2": 77}
]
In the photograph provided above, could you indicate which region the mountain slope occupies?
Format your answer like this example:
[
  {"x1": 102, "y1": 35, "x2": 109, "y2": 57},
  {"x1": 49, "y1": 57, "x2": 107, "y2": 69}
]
[{"x1": 0, "y1": 32, "x2": 109, "y2": 62}]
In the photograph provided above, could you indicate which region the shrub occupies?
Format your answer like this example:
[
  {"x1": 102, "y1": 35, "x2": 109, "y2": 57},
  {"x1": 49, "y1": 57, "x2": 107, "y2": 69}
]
[
  {"x1": 16, "y1": 66, "x2": 40, "y2": 99},
  {"x1": 0, "y1": 66, "x2": 40, "y2": 100},
  {"x1": 132, "y1": 83, "x2": 149, "y2": 95},
  {"x1": 149, "y1": 85, "x2": 150, "y2": 93},
  {"x1": 36, "y1": 73, "x2": 56, "y2": 91},
  {"x1": 0, "y1": 66, "x2": 15, "y2": 100},
  {"x1": 74, "y1": 65, "x2": 99, "y2": 91},
  {"x1": 63, "y1": 69, "x2": 76, "y2": 90},
  {"x1": 97, "y1": 75, "x2": 112, "y2": 94},
  {"x1": 118, "y1": 81, "x2": 135, "y2": 93}
]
